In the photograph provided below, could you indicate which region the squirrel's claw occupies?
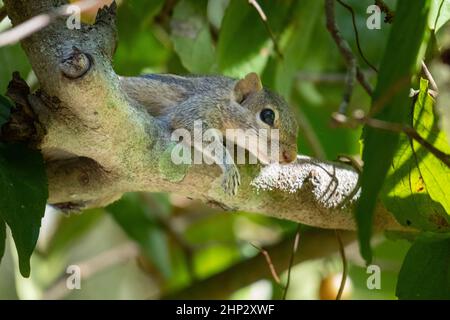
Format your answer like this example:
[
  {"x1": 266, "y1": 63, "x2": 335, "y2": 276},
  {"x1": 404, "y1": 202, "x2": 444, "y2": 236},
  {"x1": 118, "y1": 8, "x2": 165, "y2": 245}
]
[{"x1": 222, "y1": 165, "x2": 241, "y2": 196}]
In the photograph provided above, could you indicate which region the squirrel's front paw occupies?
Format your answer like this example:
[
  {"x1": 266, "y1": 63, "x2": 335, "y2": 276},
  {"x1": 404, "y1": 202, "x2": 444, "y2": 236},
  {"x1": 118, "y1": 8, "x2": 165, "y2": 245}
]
[{"x1": 222, "y1": 165, "x2": 241, "y2": 196}]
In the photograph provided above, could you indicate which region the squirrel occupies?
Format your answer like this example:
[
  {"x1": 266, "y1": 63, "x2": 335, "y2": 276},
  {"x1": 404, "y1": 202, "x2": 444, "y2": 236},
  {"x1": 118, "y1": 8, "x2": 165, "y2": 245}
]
[{"x1": 119, "y1": 72, "x2": 299, "y2": 196}]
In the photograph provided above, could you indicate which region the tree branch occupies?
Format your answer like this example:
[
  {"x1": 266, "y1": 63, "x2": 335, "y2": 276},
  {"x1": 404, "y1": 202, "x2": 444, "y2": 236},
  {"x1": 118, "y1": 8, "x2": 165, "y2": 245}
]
[
  {"x1": 325, "y1": 0, "x2": 374, "y2": 109},
  {"x1": 332, "y1": 110, "x2": 450, "y2": 168},
  {"x1": 163, "y1": 230, "x2": 356, "y2": 299},
  {"x1": 336, "y1": 0, "x2": 378, "y2": 73},
  {"x1": 3, "y1": 0, "x2": 410, "y2": 233}
]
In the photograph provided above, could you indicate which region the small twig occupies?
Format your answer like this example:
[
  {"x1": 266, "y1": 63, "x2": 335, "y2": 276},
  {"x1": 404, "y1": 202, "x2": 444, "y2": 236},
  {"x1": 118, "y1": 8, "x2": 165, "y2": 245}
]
[
  {"x1": 337, "y1": 0, "x2": 378, "y2": 73},
  {"x1": 248, "y1": 0, "x2": 283, "y2": 60},
  {"x1": 337, "y1": 155, "x2": 363, "y2": 174},
  {"x1": 368, "y1": 77, "x2": 411, "y2": 118},
  {"x1": 364, "y1": 116, "x2": 450, "y2": 167},
  {"x1": 163, "y1": 231, "x2": 356, "y2": 300},
  {"x1": 357, "y1": 68, "x2": 374, "y2": 96},
  {"x1": 332, "y1": 111, "x2": 450, "y2": 168},
  {"x1": 432, "y1": 0, "x2": 445, "y2": 31},
  {"x1": 282, "y1": 225, "x2": 301, "y2": 300},
  {"x1": 335, "y1": 230, "x2": 348, "y2": 300},
  {"x1": 250, "y1": 243, "x2": 282, "y2": 284},
  {"x1": 325, "y1": 0, "x2": 356, "y2": 114},
  {"x1": 421, "y1": 61, "x2": 439, "y2": 92},
  {"x1": 0, "y1": 0, "x2": 104, "y2": 47},
  {"x1": 325, "y1": 0, "x2": 374, "y2": 103},
  {"x1": 335, "y1": 155, "x2": 361, "y2": 210},
  {"x1": 248, "y1": 0, "x2": 266, "y2": 20}
]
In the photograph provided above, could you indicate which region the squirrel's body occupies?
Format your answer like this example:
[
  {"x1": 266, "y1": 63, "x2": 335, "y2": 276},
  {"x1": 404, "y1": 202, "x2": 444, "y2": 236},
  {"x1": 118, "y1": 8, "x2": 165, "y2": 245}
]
[
  {"x1": 120, "y1": 73, "x2": 299, "y2": 195},
  {"x1": 120, "y1": 74, "x2": 246, "y2": 138}
]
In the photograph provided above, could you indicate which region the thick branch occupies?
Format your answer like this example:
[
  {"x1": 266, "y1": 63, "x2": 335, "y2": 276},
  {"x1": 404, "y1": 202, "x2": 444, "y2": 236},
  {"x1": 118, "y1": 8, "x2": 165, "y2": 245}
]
[{"x1": 4, "y1": 0, "x2": 409, "y2": 232}]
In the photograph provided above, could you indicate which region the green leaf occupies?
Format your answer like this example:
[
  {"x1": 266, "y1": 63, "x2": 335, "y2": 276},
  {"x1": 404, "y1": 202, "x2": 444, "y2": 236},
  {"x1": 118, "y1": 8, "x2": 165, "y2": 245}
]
[
  {"x1": 106, "y1": 193, "x2": 171, "y2": 278},
  {"x1": 0, "y1": 143, "x2": 48, "y2": 277},
  {"x1": 217, "y1": 0, "x2": 294, "y2": 77},
  {"x1": 356, "y1": 0, "x2": 431, "y2": 263},
  {"x1": 0, "y1": 95, "x2": 12, "y2": 128},
  {"x1": 0, "y1": 219, "x2": 5, "y2": 264},
  {"x1": 382, "y1": 79, "x2": 450, "y2": 232},
  {"x1": 171, "y1": 0, "x2": 215, "y2": 74},
  {"x1": 397, "y1": 237, "x2": 450, "y2": 299},
  {"x1": 429, "y1": 0, "x2": 450, "y2": 32}
]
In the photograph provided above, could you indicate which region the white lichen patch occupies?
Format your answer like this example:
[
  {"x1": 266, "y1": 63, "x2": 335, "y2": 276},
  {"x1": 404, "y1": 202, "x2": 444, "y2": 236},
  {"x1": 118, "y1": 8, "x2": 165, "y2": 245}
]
[{"x1": 251, "y1": 155, "x2": 361, "y2": 209}]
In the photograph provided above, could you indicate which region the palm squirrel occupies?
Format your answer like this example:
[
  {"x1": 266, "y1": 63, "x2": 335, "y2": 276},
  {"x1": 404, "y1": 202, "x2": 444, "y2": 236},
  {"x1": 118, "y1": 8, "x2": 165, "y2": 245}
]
[{"x1": 120, "y1": 72, "x2": 299, "y2": 195}]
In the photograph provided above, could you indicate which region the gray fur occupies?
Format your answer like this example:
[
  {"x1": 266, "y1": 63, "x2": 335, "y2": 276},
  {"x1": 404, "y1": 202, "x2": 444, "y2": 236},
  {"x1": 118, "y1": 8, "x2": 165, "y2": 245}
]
[{"x1": 119, "y1": 73, "x2": 299, "y2": 195}]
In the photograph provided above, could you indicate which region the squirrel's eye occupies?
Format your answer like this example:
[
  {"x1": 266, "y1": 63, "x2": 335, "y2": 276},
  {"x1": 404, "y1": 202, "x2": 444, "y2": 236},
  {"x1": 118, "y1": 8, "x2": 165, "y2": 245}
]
[{"x1": 260, "y1": 109, "x2": 275, "y2": 126}]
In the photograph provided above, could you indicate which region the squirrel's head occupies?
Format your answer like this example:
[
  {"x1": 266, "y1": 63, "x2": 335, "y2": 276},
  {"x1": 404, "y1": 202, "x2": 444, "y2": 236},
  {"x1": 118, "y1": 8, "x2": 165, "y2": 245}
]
[{"x1": 233, "y1": 73, "x2": 299, "y2": 164}]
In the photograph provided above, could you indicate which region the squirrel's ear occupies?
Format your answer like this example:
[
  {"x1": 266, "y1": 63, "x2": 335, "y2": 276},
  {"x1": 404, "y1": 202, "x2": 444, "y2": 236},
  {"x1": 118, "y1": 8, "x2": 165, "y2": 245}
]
[{"x1": 234, "y1": 72, "x2": 263, "y2": 102}]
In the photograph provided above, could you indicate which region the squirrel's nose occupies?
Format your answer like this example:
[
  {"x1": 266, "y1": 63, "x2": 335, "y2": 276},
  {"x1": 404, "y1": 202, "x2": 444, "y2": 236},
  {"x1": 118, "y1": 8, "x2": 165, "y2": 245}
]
[{"x1": 282, "y1": 150, "x2": 297, "y2": 163}]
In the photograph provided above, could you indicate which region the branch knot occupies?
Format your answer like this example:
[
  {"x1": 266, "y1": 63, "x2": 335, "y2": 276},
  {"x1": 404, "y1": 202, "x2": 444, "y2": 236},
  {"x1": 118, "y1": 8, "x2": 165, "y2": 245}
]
[{"x1": 60, "y1": 47, "x2": 92, "y2": 79}]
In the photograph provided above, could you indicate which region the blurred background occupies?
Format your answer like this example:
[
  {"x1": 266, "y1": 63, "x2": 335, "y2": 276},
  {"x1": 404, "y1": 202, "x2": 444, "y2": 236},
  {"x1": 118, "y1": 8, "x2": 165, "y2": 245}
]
[{"x1": 0, "y1": 0, "x2": 416, "y2": 299}]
